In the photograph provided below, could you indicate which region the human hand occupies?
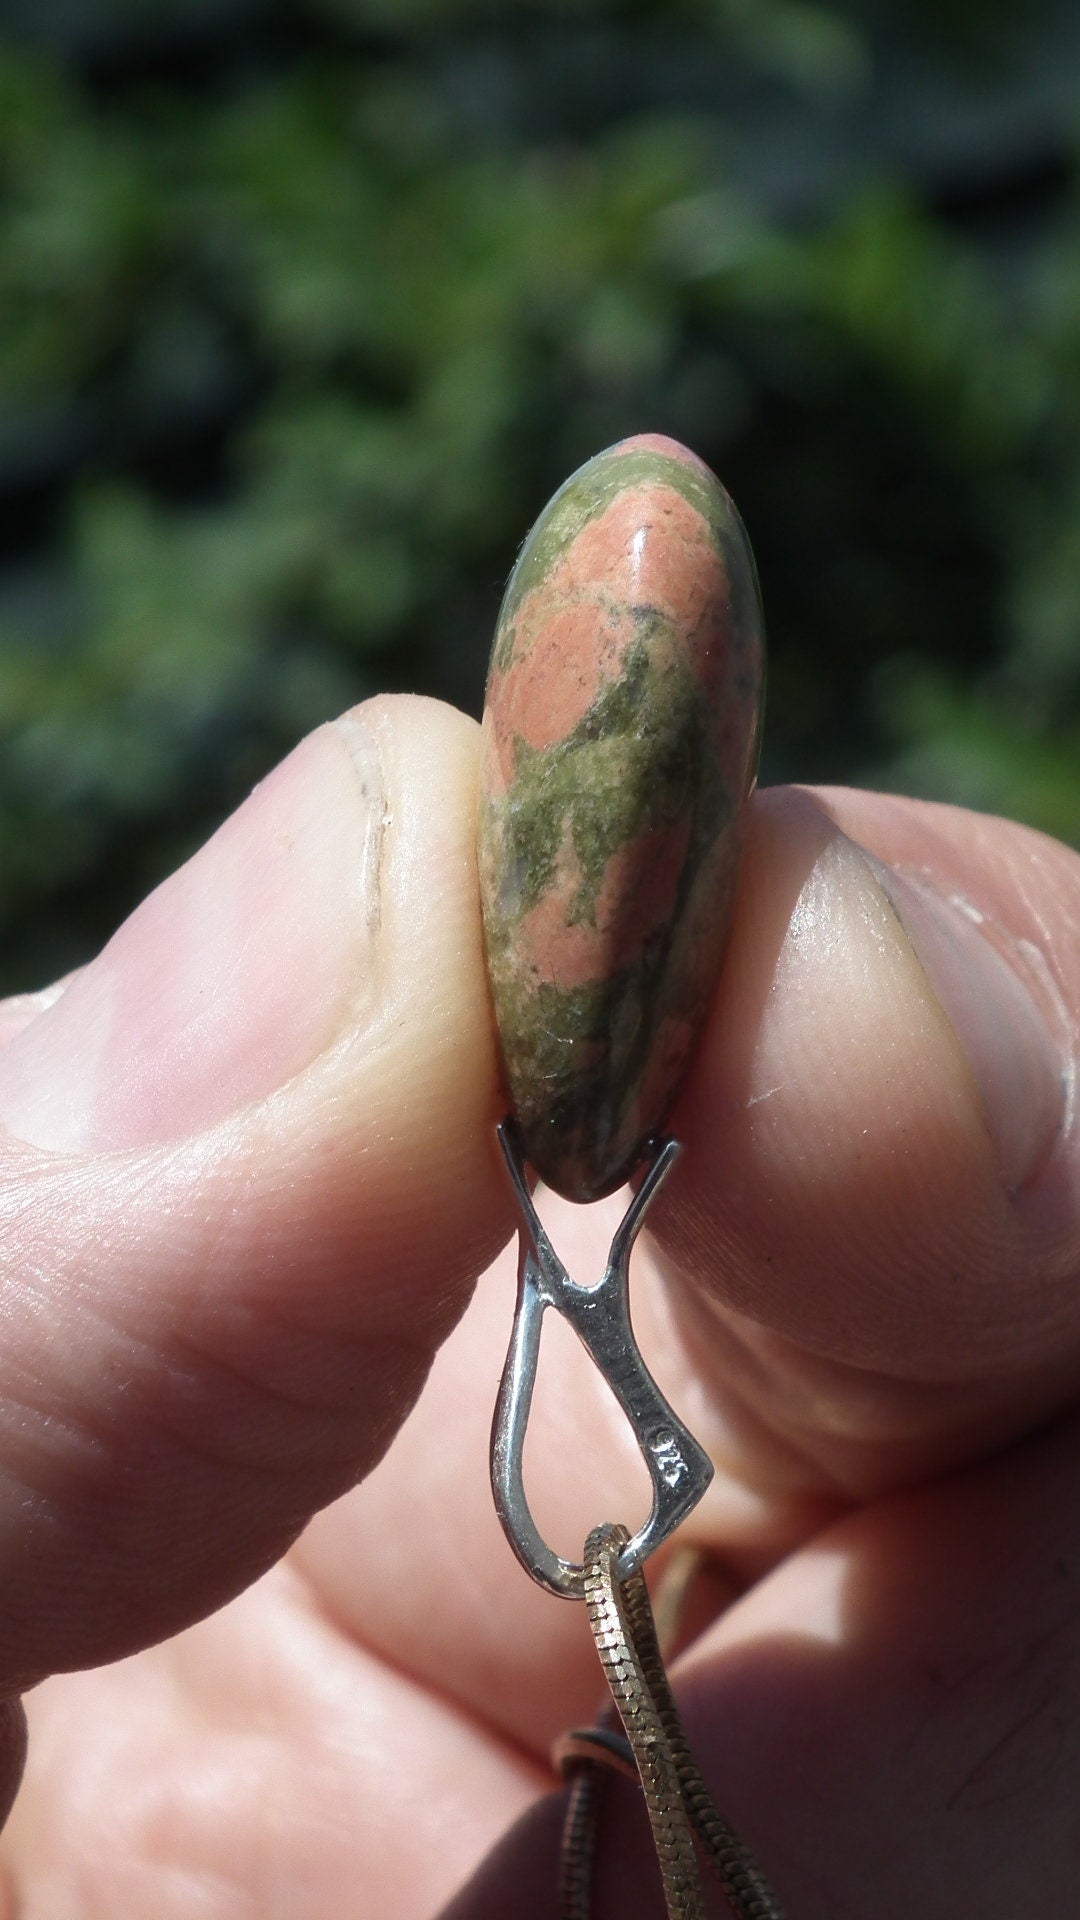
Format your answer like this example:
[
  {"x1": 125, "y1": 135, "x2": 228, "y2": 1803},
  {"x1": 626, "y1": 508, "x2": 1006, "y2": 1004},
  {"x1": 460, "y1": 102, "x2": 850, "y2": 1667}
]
[{"x1": 0, "y1": 696, "x2": 1077, "y2": 1918}]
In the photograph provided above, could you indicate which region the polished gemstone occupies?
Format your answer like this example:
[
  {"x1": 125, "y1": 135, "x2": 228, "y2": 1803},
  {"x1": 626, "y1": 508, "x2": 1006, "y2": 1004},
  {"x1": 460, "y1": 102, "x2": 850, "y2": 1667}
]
[{"x1": 478, "y1": 433, "x2": 765, "y2": 1201}]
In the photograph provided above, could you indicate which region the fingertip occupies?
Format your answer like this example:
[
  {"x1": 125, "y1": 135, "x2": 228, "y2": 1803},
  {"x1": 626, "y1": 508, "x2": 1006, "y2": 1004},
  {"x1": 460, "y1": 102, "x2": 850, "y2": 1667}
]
[
  {"x1": 314, "y1": 691, "x2": 513, "y2": 1295},
  {"x1": 134, "y1": 685, "x2": 516, "y2": 1354},
  {"x1": 659, "y1": 787, "x2": 1079, "y2": 1383}
]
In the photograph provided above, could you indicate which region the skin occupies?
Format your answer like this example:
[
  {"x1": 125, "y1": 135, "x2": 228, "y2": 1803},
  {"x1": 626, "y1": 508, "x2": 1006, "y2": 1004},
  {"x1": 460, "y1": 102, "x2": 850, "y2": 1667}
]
[{"x1": 0, "y1": 694, "x2": 1077, "y2": 1916}]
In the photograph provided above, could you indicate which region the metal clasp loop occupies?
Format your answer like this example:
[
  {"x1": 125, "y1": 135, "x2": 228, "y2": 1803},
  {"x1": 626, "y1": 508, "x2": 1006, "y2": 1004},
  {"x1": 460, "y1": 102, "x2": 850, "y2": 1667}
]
[{"x1": 490, "y1": 1122, "x2": 714, "y2": 1600}]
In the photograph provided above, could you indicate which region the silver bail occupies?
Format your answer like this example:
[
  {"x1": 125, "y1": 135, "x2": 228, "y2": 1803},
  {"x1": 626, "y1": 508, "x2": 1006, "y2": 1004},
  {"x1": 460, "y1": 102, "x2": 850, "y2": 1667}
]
[{"x1": 490, "y1": 1121, "x2": 714, "y2": 1600}]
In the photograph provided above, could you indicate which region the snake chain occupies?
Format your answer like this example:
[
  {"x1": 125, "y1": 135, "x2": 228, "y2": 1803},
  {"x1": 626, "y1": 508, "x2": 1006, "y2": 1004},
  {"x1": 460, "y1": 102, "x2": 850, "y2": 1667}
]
[{"x1": 556, "y1": 1523, "x2": 787, "y2": 1920}]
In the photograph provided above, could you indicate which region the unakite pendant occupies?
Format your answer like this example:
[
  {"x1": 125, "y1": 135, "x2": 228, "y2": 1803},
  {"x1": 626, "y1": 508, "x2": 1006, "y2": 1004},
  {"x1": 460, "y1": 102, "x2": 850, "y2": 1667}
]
[{"x1": 478, "y1": 432, "x2": 765, "y2": 1202}]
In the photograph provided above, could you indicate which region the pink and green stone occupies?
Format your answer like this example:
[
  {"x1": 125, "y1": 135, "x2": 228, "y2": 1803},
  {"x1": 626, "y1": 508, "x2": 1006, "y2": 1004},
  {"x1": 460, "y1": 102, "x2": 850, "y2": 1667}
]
[{"x1": 478, "y1": 432, "x2": 765, "y2": 1203}]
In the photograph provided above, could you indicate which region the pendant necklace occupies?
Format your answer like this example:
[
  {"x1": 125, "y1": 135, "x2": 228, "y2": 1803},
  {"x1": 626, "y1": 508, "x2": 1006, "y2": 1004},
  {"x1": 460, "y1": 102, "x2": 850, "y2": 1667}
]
[{"x1": 477, "y1": 435, "x2": 787, "y2": 1918}]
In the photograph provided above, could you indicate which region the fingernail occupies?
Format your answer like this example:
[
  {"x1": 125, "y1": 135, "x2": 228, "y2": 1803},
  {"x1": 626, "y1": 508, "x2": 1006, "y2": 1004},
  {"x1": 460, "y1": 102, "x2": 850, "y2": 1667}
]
[
  {"x1": 0, "y1": 713, "x2": 386, "y2": 1153},
  {"x1": 871, "y1": 860, "x2": 1067, "y2": 1191}
]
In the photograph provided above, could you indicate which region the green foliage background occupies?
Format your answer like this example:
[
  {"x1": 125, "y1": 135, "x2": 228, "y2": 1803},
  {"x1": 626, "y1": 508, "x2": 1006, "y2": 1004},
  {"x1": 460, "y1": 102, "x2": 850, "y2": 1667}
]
[{"x1": 0, "y1": 0, "x2": 1077, "y2": 988}]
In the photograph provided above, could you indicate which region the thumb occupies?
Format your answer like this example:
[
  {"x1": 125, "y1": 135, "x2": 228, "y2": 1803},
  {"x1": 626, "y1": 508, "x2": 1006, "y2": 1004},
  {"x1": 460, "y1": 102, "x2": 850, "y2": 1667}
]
[{"x1": 0, "y1": 695, "x2": 509, "y2": 1696}]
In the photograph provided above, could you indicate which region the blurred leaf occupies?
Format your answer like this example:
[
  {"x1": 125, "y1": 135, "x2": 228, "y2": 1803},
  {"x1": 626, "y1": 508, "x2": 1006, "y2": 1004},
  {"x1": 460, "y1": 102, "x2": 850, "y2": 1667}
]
[{"x1": 0, "y1": 0, "x2": 1076, "y2": 992}]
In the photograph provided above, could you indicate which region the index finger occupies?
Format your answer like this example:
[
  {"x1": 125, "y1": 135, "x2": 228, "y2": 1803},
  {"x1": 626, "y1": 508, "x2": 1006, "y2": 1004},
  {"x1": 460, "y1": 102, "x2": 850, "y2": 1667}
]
[{"x1": 653, "y1": 783, "x2": 1079, "y2": 1498}]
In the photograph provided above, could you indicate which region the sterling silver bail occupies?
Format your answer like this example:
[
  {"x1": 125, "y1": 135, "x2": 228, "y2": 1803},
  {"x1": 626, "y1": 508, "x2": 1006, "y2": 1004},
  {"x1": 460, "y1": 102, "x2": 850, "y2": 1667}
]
[{"x1": 490, "y1": 1121, "x2": 714, "y2": 1600}]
